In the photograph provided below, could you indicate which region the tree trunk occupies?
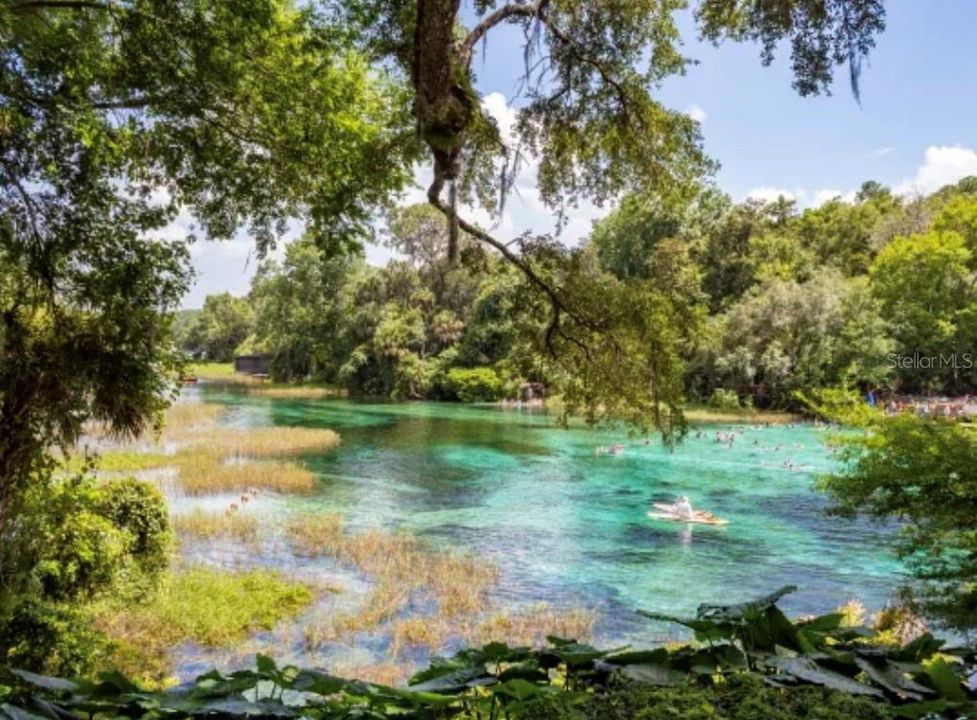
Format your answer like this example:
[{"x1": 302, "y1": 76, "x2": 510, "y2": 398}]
[{"x1": 413, "y1": 0, "x2": 469, "y2": 266}]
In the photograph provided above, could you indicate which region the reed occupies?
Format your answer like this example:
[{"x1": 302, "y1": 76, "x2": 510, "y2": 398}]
[
  {"x1": 389, "y1": 616, "x2": 449, "y2": 655},
  {"x1": 247, "y1": 386, "x2": 345, "y2": 399},
  {"x1": 171, "y1": 508, "x2": 259, "y2": 542},
  {"x1": 173, "y1": 450, "x2": 317, "y2": 495},
  {"x1": 285, "y1": 513, "x2": 498, "y2": 643},
  {"x1": 470, "y1": 604, "x2": 595, "y2": 647},
  {"x1": 163, "y1": 403, "x2": 225, "y2": 435},
  {"x1": 192, "y1": 427, "x2": 341, "y2": 458}
]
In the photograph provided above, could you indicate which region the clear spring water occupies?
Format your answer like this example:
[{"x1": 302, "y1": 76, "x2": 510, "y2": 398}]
[{"x1": 172, "y1": 386, "x2": 904, "y2": 675}]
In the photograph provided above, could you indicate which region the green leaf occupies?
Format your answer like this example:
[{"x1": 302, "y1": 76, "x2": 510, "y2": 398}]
[
  {"x1": 891, "y1": 699, "x2": 950, "y2": 719},
  {"x1": 9, "y1": 671, "x2": 77, "y2": 694},
  {"x1": 853, "y1": 657, "x2": 932, "y2": 700},
  {"x1": 255, "y1": 654, "x2": 278, "y2": 675},
  {"x1": 494, "y1": 679, "x2": 550, "y2": 702},
  {"x1": 290, "y1": 670, "x2": 348, "y2": 696},
  {"x1": 766, "y1": 656, "x2": 883, "y2": 697},
  {"x1": 1, "y1": 704, "x2": 49, "y2": 720},
  {"x1": 923, "y1": 657, "x2": 966, "y2": 702},
  {"x1": 408, "y1": 667, "x2": 493, "y2": 694},
  {"x1": 618, "y1": 664, "x2": 688, "y2": 687}
]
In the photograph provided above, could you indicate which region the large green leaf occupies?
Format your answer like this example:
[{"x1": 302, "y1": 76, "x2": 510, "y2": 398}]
[
  {"x1": 0, "y1": 704, "x2": 49, "y2": 720},
  {"x1": 766, "y1": 656, "x2": 883, "y2": 697},
  {"x1": 8, "y1": 673, "x2": 76, "y2": 694},
  {"x1": 853, "y1": 657, "x2": 933, "y2": 701},
  {"x1": 618, "y1": 664, "x2": 688, "y2": 686},
  {"x1": 407, "y1": 667, "x2": 493, "y2": 694},
  {"x1": 923, "y1": 657, "x2": 967, "y2": 702}
]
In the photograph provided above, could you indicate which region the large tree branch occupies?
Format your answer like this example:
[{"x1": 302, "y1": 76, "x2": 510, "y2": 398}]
[
  {"x1": 460, "y1": 1, "x2": 544, "y2": 67},
  {"x1": 426, "y1": 171, "x2": 595, "y2": 357}
]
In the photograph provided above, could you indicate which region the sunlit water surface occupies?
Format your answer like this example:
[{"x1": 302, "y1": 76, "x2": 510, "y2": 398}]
[{"x1": 169, "y1": 386, "x2": 903, "y2": 678}]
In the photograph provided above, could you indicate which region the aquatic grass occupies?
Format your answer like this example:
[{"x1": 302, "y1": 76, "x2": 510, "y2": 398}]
[
  {"x1": 286, "y1": 513, "x2": 498, "y2": 648},
  {"x1": 171, "y1": 508, "x2": 259, "y2": 542},
  {"x1": 389, "y1": 616, "x2": 449, "y2": 655},
  {"x1": 329, "y1": 662, "x2": 411, "y2": 688},
  {"x1": 162, "y1": 402, "x2": 225, "y2": 435},
  {"x1": 192, "y1": 427, "x2": 341, "y2": 458},
  {"x1": 246, "y1": 385, "x2": 346, "y2": 399},
  {"x1": 97, "y1": 566, "x2": 313, "y2": 685},
  {"x1": 469, "y1": 603, "x2": 595, "y2": 647},
  {"x1": 172, "y1": 450, "x2": 317, "y2": 494},
  {"x1": 285, "y1": 512, "x2": 344, "y2": 552},
  {"x1": 60, "y1": 449, "x2": 171, "y2": 474}
]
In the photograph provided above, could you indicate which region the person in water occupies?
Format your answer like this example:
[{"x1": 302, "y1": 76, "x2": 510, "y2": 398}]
[{"x1": 673, "y1": 494, "x2": 694, "y2": 519}]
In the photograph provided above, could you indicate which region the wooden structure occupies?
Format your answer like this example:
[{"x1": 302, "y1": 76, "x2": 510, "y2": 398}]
[{"x1": 234, "y1": 353, "x2": 271, "y2": 375}]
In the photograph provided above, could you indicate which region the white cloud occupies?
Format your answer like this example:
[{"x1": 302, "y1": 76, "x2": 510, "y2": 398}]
[
  {"x1": 895, "y1": 145, "x2": 977, "y2": 195},
  {"x1": 811, "y1": 188, "x2": 857, "y2": 207},
  {"x1": 686, "y1": 104, "x2": 707, "y2": 123},
  {"x1": 745, "y1": 186, "x2": 803, "y2": 203},
  {"x1": 873, "y1": 147, "x2": 894, "y2": 157}
]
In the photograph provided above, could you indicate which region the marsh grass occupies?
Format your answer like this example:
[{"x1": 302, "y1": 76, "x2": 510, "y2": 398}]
[
  {"x1": 291, "y1": 513, "x2": 594, "y2": 655},
  {"x1": 185, "y1": 362, "x2": 238, "y2": 380},
  {"x1": 193, "y1": 426, "x2": 341, "y2": 458},
  {"x1": 172, "y1": 450, "x2": 317, "y2": 494},
  {"x1": 60, "y1": 449, "x2": 171, "y2": 474},
  {"x1": 163, "y1": 402, "x2": 225, "y2": 432},
  {"x1": 469, "y1": 604, "x2": 595, "y2": 647},
  {"x1": 97, "y1": 567, "x2": 313, "y2": 685},
  {"x1": 171, "y1": 508, "x2": 259, "y2": 542},
  {"x1": 246, "y1": 385, "x2": 345, "y2": 399}
]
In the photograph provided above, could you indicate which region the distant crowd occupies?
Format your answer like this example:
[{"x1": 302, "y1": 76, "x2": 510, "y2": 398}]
[{"x1": 878, "y1": 394, "x2": 977, "y2": 419}]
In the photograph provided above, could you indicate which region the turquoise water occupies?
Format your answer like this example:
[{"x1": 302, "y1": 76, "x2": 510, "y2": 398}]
[{"x1": 174, "y1": 387, "x2": 904, "y2": 673}]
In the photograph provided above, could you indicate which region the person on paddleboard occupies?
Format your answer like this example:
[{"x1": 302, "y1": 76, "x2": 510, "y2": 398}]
[{"x1": 673, "y1": 495, "x2": 694, "y2": 520}]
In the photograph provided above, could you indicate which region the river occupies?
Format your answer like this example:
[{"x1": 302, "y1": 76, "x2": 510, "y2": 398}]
[{"x1": 170, "y1": 385, "x2": 903, "y2": 678}]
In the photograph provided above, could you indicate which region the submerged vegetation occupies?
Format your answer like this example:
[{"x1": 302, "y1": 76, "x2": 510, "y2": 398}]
[
  {"x1": 286, "y1": 512, "x2": 594, "y2": 660},
  {"x1": 171, "y1": 509, "x2": 259, "y2": 543}
]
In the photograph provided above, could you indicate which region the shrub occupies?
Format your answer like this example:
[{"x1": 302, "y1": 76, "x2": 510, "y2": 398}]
[
  {"x1": 708, "y1": 388, "x2": 742, "y2": 411},
  {"x1": 0, "y1": 600, "x2": 108, "y2": 678},
  {"x1": 96, "y1": 477, "x2": 172, "y2": 598},
  {"x1": 446, "y1": 366, "x2": 504, "y2": 402}
]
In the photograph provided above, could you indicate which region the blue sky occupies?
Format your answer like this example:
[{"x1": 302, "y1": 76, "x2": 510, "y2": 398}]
[{"x1": 182, "y1": 0, "x2": 977, "y2": 308}]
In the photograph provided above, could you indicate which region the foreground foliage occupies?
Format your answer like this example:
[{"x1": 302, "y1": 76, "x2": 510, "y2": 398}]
[
  {"x1": 811, "y1": 396, "x2": 977, "y2": 635},
  {"x1": 2, "y1": 588, "x2": 974, "y2": 720}
]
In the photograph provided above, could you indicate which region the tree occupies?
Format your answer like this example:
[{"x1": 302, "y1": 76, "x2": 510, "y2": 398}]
[
  {"x1": 184, "y1": 293, "x2": 254, "y2": 362},
  {"x1": 869, "y1": 231, "x2": 976, "y2": 392},
  {"x1": 0, "y1": 0, "x2": 412, "y2": 531},
  {"x1": 590, "y1": 191, "x2": 688, "y2": 281},
  {"x1": 817, "y1": 409, "x2": 977, "y2": 635},
  {"x1": 334, "y1": 0, "x2": 886, "y2": 431},
  {"x1": 692, "y1": 271, "x2": 892, "y2": 405},
  {"x1": 249, "y1": 238, "x2": 362, "y2": 381}
]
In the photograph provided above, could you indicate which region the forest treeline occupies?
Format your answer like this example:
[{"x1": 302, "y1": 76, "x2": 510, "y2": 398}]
[{"x1": 181, "y1": 177, "x2": 977, "y2": 408}]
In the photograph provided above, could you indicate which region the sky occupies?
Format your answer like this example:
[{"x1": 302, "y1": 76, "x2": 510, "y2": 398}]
[{"x1": 181, "y1": 0, "x2": 977, "y2": 308}]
